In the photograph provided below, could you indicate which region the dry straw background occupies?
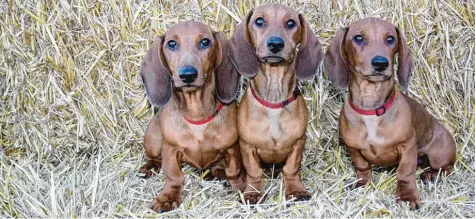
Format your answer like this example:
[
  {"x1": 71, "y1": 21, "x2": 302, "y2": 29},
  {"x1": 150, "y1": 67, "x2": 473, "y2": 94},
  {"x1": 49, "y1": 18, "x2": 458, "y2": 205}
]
[{"x1": 0, "y1": 0, "x2": 474, "y2": 218}]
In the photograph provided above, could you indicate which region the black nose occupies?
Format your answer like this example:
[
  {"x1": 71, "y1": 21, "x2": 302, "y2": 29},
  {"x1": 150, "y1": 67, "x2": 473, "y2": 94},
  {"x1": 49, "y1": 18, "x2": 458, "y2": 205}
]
[
  {"x1": 267, "y1": 36, "x2": 284, "y2": 54},
  {"x1": 179, "y1": 66, "x2": 198, "y2": 84},
  {"x1": 371, "y1": 56, "x2": 389, "y2": 72}
]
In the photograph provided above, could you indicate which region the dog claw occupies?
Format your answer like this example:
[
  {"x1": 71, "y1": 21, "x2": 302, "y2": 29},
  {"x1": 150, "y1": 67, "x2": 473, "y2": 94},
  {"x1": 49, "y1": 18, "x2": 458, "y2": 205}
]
[
  {"x1": 420, "y1": 171, "x2": 437, "y2": 184},
  {"x1": 286, "y1": 191, "x2": 311, "y2": 201},
  {"x1": 151, "y1": 194, "x2": 180, "y2": 213},
  {"x1": 396, "y1": 187, "x2": 421, "y2": 211},
  {"x1": 138, "y1": 160, "x2": 161, "y2": 178},
  {"x1": 243, "y1": 192, "x2": 262, "y2": 205}
]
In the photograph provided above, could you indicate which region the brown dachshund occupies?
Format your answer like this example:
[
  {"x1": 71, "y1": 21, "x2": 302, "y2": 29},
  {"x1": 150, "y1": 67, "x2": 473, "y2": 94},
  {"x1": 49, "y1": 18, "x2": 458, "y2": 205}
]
[
  {"x1": 324, "y1": 18, "x2": 456, "y2": 210},
  {"x1": 228, "y1": 4, "x2": 323, "y2": 204},
  {"x1": 139, "y1": 21, "x2": 245, "y2": 212}
]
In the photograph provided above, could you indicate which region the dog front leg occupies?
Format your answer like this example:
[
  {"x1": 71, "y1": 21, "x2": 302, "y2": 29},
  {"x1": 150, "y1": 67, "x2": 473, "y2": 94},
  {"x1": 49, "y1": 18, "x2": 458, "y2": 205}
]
[
  {"x1": 282, "y1": 135, "x2": 311, "y2": 201},
  {"x1": 139, "y1": 116, "x2": 162, "y2": 178},
  {"x1": 240, "y1": 139, "x2": 264, "y2": 204},
  {"x1": 152, "y1": 144, "x2": 184, "y2": 212},
  {"x1": 225, "y1": 142, "x2": 246, "y2": 192},
  {"x1": 396, "y1": 138, "x2": 421, "y2": 210},
  {"x1": 348, "y1": 148, "x2": 372, "y2": 188}
]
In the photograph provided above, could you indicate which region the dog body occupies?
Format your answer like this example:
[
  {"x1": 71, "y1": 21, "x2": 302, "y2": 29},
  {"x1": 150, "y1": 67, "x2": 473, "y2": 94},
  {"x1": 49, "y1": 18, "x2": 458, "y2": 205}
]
[
  {"x1": 229, "y1": 4, "x2": 323, "y2": 204},
  {"x1": 139, "y1": 21, "x2": 244, "y2": 212},
  {"x1": 325, "y1": 18, "x2": 456, "y2": 210},
  {"x1": 238, "y1": 65, "x2": 308, "y2": 164},
  {"x1": 153, "y1": 96, "x2": 239, "y2": 170}
]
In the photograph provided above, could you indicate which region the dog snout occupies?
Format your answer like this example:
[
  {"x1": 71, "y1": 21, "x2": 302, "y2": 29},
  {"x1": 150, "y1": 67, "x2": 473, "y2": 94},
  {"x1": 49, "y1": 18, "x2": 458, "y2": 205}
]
[
  {"x1": 179, "y1": 66, "x2": 198, "y2": 84},
  {"x1": 371, "y1": 56, "x2": 389, "y2": 72},
  {"x1": 267, "y1": 36, "x2": 285, "y2": 54}
]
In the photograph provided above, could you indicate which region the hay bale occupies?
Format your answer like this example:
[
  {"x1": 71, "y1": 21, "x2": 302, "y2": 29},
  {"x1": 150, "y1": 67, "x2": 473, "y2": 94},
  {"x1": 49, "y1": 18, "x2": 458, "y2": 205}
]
[{"x1": 0, "y1": 0, "x2": 473, "y2": 217}]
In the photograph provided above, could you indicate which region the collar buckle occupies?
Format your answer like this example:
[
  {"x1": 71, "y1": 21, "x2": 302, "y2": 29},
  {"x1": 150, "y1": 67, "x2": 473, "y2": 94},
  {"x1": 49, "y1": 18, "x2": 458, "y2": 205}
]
[{"x1": 375, "y1": 106, "x2": 386, "y2": 116}]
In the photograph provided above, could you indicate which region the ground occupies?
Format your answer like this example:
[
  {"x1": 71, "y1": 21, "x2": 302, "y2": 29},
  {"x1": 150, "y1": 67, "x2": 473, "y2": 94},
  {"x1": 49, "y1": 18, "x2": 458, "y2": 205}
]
[{"x1": 0, "y1": 0, "x2": 474, "y2": 218}]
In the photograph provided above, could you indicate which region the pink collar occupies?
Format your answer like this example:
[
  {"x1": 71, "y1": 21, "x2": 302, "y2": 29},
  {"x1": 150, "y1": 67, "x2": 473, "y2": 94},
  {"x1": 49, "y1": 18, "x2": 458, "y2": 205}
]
[
  {"x1": 183, "y1": 103, "x2": 224, "y2": 125},
  {"x1": 250, "y1": 85, "x2": 300, "y2": 109},
  {"x1": 349, "y1": 88, "x2": 396, "y2": 116}
]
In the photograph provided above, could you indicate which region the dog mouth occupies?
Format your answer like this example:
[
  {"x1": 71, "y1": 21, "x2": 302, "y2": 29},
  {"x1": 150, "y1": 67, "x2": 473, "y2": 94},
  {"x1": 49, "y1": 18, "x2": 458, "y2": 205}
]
[
  {"x1": 363, "y1": 73, "x2": 391, "y2": 81},
  {"x1": 175, "y1": 83, "x2": 198, "y2": 90},
  {"x1": 261, "y1": 56, "x2": 285, "y2": 64},
  {"x1": 176, "y1": 85, "x2": 199, "y2": 92},
  {"x1": 181, "y1": 84, "x2": 198, "y2": 88}
]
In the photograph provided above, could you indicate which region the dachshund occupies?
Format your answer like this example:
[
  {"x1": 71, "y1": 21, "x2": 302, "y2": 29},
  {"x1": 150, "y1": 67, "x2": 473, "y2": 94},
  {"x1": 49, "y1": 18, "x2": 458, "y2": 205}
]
[
  {"x1": 139, "y1": 21, "x2": 245, "y2": 212},
  {"x1": 324, "y1": 17, "x2": 456, "y2": 210},
  {"x1": 228, "y1": 4, "x2": 323, "y2": 204}
]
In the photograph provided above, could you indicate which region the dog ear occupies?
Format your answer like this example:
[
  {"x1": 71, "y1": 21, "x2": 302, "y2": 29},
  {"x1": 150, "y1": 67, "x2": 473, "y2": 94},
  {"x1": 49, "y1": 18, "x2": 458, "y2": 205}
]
[
  {"x1": 395, "y1": 27, "x2": 413, "y2": 90},
  {"x1": 324, "y1": 27, "x2": 350, "y2": 88},
  {"x1": 228, "y1": 10, "x2": 259, "y2": 78},
  {"x1": 295, "y1": 14, "x2": 323, "y2": 80},
  {"x1": 213, "y1": 32, "x2": 240, "y2": 104},
  {"x1": 140, "y1": 36, "x2": 172, "y2": 107}
]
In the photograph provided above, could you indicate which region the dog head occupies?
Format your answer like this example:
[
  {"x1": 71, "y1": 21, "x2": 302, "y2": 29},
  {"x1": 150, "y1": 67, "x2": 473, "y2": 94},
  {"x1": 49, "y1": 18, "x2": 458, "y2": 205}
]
[
  {"x1": 325, "y1": 18, "x2": 413, "y2": 89},
  {"x1": 228, "y1": 4, "x2": 323, "y2": 80},
  {"x1": 141, "y1": 21, "x2": 239, "y2": 106}
]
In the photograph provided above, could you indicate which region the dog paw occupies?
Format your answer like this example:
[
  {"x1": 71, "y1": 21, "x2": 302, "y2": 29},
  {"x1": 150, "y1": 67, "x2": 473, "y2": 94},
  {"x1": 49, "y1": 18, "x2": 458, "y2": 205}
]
[
  {"x1": 243, "y1": 191, "x2": 262, "y2": 205},
  {"x1": 396, "y1": 184, "x2": 421, "y2": 210},
  {"x1": 345, "y1": 178, "x2": 369, "y2": 190},
  {"x1": 138, "y1": 160, "x2": 161, "y2": 178},
  {"x1": 396, "y1": 196, "x2": 422, "y2": 211},
  {"x1": 355, "y1": 179, "x2": 370, "y2": 188},
  {"x1": 230, "y1": 180, "x2": 246, "y2": 192},
  {"x1": 286, "y1": 190, "x2": 311, "y2": 201},
  {"x1": 151, "y1": 194, "x2": 181, "y2": 212},
  {"x1": 420, "y1": 171, "x2": 437, "y2": 184},
  {"x1": 228, "y1": 173, "x2": 247, "y2": 192}
]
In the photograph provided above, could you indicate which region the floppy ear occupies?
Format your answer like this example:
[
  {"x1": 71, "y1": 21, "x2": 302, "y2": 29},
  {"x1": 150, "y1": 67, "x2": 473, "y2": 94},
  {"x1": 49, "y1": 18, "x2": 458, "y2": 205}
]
[
  {"x1": 324, "y1": 27, "x2": 350, "y2": 88},
  {"x1": 228, "y1": 10, "x2": 259, "y2": 78},
  {"x1": 140, "y1": 36, "x2": 172, "y2": 107},
  {"x1": 213, "y1": 32, "x2": 240, "y2": 104},
  {"x1": 395, "y1": 27, "x2": 413, "y2": 90},
  {"x1": 295, "y1": 14, "x2": 323, "y2": 80}
]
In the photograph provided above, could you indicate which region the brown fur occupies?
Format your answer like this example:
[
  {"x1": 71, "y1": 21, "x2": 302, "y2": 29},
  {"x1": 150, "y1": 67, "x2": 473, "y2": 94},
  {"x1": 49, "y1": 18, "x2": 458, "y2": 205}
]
[
  {"x1": 324, "y1": 18, "x2": 456, "y2": 210},
  {"x1": 228, "y1": 4, "x2": 323, "y2": 204},
  {"x1": 139, "y1": 21, "x2": 244, "y2": 212}
]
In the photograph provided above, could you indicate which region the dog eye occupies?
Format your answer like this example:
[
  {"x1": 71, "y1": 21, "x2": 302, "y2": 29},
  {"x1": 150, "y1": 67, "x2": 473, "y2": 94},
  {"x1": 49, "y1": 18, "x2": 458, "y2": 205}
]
[
  {"x1": 353, "y1": 34, "x2": 364, "y2": 44},
  {"x1": 166, "y1": 40, "x2": 178, "y2": 51},
  {"x1": 199, "y1": 38, "x2": 212, "y2": 49},
  {"x1": 255, "y1": 17, "x2": 265, "y2": 27},
  {"x1": 286, "y1": 19, "x2": 296, "y2": 29},
  {"x1": 386, "y1": 36, "x2": 396, "y2": 45}
]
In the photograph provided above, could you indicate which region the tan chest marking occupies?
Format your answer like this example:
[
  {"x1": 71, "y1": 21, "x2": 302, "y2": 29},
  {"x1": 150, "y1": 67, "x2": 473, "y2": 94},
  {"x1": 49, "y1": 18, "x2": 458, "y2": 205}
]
[
  {"x1": 362, "y1": 116, "x2": 385, "y2": 145},
  {"x1": 188, "y1": 123, "x2": 208, "y2": 142},
  {"x1": 267, "y1": 108, "x2": 282, "y2": 141}
]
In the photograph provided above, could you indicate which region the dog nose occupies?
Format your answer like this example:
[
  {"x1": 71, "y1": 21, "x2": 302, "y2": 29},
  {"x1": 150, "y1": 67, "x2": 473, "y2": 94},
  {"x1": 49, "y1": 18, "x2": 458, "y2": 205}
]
[
  {"x1": 371, "y1": 56, "x2": 389, "y2": 72},
  {"x1": 179, "y1": 66, "x2": 198, "y2": 84},
  {"x1": 267, "y1": 36, "x2": 284, "y2": 54}
]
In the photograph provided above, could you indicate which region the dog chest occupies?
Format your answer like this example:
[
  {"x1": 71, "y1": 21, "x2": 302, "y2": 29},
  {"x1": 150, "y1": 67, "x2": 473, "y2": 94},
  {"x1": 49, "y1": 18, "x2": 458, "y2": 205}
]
[
  {"x1": 241, "y1": 108, "x2": 304, "y2": 163},
  {"x1": 361, "y1": 116, "x2": 386, "y2": 145},
  {"x1": 341, "y1": 114, "x2": 404, "y2": 166},
  {"x1": 267, "y1": 108, "x2": 284, "y2": 140}
]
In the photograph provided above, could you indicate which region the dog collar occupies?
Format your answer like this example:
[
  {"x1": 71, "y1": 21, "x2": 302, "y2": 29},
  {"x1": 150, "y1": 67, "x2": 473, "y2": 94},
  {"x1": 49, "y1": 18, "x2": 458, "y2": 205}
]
[
  {"x1": 349, "y1": 88, "x2": 396, "y2": 116},
  {"x1": 183, "y1": 103, "x2": 224, "y2": 125},
  {"x1": 250, "y1": 85, "x2": 300, "y2": 109}
]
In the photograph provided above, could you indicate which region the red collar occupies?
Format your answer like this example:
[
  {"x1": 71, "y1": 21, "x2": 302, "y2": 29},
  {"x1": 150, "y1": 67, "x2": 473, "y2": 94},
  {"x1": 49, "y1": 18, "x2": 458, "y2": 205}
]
[
  {"x1": 349, "y1": 88, "x2": 397, "y2": 116},
  {"x1": 183, "y1": 103, "x2": 224, "y2": 125},
  {"x1": 250, "y1": 85, "x2": 300, "y2": 109}
]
